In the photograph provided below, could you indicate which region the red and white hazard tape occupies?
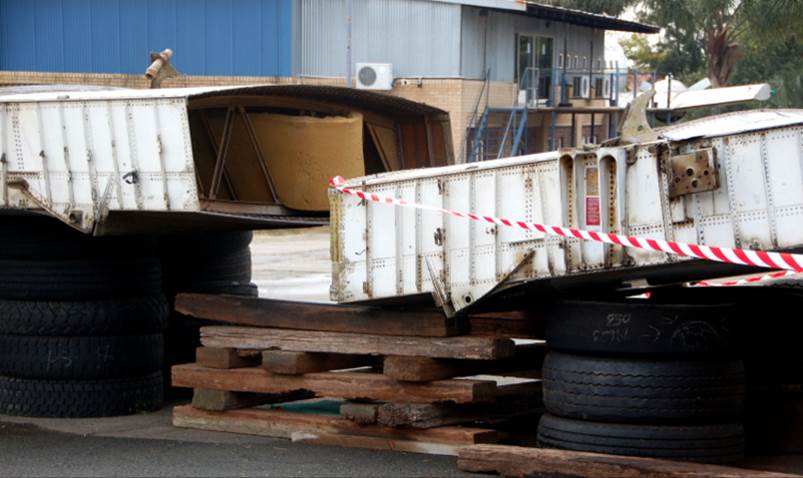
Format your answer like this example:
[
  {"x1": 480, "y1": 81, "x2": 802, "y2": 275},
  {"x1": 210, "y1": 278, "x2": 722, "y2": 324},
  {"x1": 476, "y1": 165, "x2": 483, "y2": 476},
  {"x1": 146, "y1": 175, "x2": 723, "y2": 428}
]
[
  {"x1": 694, "y1": 270, "x2": 803, "y2": 287},
  {"x1": 329, "y1": 176, "x2": 803, "y2": 275}
]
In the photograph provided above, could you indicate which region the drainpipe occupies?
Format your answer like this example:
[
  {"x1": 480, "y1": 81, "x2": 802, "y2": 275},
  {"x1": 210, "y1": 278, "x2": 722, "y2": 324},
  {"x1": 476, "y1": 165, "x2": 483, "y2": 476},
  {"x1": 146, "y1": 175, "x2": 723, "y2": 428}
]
[
  {"x1": 666, "y1": 73, "x2": 673, "y2": 124},
  {"x1": 346, "y1": 0, "x2": 353, "y2": 87},
  {"x1": 588, "y1": 30, "x2": 594, "y2": 99}
]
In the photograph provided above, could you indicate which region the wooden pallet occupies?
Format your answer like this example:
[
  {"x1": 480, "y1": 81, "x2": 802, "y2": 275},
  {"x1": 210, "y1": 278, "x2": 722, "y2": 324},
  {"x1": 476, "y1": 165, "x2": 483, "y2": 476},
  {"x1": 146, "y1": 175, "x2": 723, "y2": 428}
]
[
  {"x1": 173, "y1": 404, "x2": 498, "y2": 455},
  {"x1": 172, "y1": 343, "x2": 542, "y2": 454},
  {"x1": 171, "y1": 293, "x2": 546, "y2": 456}
]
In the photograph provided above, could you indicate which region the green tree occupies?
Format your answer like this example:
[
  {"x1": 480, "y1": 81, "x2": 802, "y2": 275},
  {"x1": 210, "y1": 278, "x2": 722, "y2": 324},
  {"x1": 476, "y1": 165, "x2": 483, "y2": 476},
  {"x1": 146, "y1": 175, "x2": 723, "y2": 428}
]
[
  {"x1": 540, "y1": 0, "x2": 635, "y2": 16},
  {"x1": 731, "y1": 0, "x2": 803, "y2": 107},
  {"x1": 634, "y1": 0, "x2": 803, "y2": 89},
  {"x1": 635, "y1": 0, "x2": 743, "y2": 87},
  {"x1": 619, "y1": 33, "x2": 664, "y2": 72}
]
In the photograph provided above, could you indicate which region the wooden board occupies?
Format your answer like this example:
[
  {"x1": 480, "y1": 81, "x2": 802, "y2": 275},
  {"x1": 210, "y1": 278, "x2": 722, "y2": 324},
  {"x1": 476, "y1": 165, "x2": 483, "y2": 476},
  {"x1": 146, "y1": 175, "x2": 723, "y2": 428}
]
[
  {"x1": 289, "y1": 431, "x2": 462, "y2": 456},
  {"x1": 191, "y1": 389, "x2": 314, "y2": 411},
  {"x1": 196, "y1": 347, "x2": 261, "y2": 369},
  {"x1": 262, "y1": 350, "x2": 376, "y2": 374},
  {"x1": 172, "y1": 363, "x2": 497, "y2": 404},
  {"x1": 377, "y1": 398, "x2": 542, "y2": 429},
  {"x1": 339, "y1": 402, "x2": 380, "y2": 425},
  {"x1": 176, "y1": 293, "x2": 467, "y2": 337},
  {"x1": 383, "y1": 343, "x2": 546, "y2": 382},
  {"x1": 201, "y1": 326, "x2": 515, "y2": 360},
  {"x1": 467, "y1": 310, "x2": 544, "y2": 338},
  {"x1": 457, "y1": 445, "x2": 798, "y2": 478},
  {"x1": 173, "y1": 405, "x2": 497, "y2": 456}
]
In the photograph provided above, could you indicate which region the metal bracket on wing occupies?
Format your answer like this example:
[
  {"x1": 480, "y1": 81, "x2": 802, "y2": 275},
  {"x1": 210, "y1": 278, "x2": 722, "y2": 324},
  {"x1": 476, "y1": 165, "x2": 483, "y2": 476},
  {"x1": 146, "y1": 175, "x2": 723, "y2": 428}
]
[
  {"x1": 449, "y1": 250, "x2": 536, "y2": 315},
  {"x1": 424, "y1": 256, "x2": 456, "y2": 318},
  {"x1": 5, "y1": 177, "x2": 92, "y2": 233},
  {"x1": 617, "y1": 90, "x2": 658, "y2": 145}
]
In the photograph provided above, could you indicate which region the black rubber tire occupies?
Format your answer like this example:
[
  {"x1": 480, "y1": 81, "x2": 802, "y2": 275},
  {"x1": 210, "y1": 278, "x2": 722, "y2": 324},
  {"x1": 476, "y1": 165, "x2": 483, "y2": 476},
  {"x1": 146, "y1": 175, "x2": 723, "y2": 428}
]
[
  {"x1": 0, "y1": 334, "x2": 164, "y2": 379},
  {"x1": 542, "y1": 351, "x2": 745, "y2": 423},
  {"x1": 0, "y1": 215, "x2": 157, "y2": 259},
  {"x1": 0, "y1": 372, "x2": 163, "y2": 417},
  {"x1": 159, "y1": 230, "x2": 253, "y2": 253},
  {"x1": 537, "y1": 414, "x2": 744, "y2": 464},
  {"x1": 545, "y1": 295, "x2": 741, "y2": 357},
  {"x1": 0, "y1": 257, "x2": 162, "y2": 300},
  {"x1": 170, "y1": 280, "x2": 259, "y2": 297},
  {"x1": 0, "y1": 296, "x2": 169, "y2": 336},
  {"x1": 163, "y1": 247, "x2": 252, "y2": 287},
  {"x1": 160, "y1": 231, "x2": 254, "y2": 294}
]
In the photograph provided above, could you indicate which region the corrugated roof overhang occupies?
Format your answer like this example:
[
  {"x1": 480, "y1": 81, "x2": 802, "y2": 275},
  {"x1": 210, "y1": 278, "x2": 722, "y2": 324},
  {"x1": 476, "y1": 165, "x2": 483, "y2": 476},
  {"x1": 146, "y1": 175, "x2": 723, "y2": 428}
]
[
  {"x1": 188, "y1": 85, "x2": 448, "y2": 118},
  {"x1": 523, "y1": 2, "x2": 659, "y2": 33},
  {"x1": 448, "y1": 0, "x2": 659, "y2": 33}
]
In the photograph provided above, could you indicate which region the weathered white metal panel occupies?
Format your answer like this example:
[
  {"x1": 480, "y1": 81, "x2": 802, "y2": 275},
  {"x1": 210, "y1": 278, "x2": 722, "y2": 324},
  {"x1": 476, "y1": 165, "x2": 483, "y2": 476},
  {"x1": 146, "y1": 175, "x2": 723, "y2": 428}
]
[
  {"x1": 0, "y1": 96, "x2": 198, "y2": 232},
  {"x1": 331, "y1": 110, "x2": 803, "y2": 312}
]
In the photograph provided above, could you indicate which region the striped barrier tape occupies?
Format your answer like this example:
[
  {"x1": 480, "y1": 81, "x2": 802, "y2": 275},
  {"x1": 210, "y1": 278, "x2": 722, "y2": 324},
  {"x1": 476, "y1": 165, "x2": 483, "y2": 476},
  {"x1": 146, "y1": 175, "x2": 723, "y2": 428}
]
[
  {"x1": 329, "y1": 176, "x2": 803, "y2": 275},
  {"x1": 694, "y1": 270, "x2": 803, "y2": 287}
]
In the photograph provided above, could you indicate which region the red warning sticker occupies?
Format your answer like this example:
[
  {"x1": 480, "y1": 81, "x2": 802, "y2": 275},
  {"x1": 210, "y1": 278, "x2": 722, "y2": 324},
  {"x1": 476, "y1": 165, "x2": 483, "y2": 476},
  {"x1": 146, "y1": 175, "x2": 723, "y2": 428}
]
[{"x1": 585, "y1": 196, "x2": 601, "y2": 226}]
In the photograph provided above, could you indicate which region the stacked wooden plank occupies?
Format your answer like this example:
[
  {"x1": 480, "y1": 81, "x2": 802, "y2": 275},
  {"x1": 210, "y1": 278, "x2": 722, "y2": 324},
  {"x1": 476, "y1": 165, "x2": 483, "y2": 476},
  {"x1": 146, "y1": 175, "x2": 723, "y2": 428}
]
[
  {"x1": 171, "y1": 293, "x2": 545, "y2": 455},
  {"x1": 457, "y1": 445, "x2": 799, "y2": 478}
]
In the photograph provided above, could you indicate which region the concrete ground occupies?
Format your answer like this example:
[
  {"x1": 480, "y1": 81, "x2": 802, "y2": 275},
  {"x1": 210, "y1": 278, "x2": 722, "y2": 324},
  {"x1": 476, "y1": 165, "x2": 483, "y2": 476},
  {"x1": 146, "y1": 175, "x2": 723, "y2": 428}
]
[{"x1": 251, "y1": 227, "x2": 332, "y2": 303}]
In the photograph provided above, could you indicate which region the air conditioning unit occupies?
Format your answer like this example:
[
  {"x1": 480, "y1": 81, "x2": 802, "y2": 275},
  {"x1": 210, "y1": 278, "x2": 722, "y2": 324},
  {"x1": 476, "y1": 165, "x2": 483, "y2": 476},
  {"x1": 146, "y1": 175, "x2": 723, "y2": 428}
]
[
  {"x1": 355, "y1": 63, "x2": 393, "y2": 90},
  {"x1": 580, "y1": 76, "x2": 591, "y2": 99}
]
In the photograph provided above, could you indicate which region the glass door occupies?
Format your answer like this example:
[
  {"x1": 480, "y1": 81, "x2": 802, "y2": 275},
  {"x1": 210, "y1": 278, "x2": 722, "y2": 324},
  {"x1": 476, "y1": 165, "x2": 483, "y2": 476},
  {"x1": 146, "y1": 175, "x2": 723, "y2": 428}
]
[
  {"x1": 536, "y1": 36, "x2": 553, "y2": 99},
  {"x1": 517, "y1": 34, "x2": 553, "y2": 102}
]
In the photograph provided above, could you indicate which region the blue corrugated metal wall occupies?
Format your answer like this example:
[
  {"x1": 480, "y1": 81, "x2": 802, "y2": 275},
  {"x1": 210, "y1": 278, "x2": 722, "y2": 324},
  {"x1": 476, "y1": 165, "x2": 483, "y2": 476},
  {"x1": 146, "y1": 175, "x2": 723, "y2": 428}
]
[{"x1": 0, "y1": 0, "x2": 294, "y2": 76}]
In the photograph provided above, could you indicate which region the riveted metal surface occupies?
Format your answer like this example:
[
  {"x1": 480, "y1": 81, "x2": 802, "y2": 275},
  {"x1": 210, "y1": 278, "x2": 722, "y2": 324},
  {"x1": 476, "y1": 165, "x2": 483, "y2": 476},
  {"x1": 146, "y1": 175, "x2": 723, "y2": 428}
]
[{"x1": 331, "y1": 111, "x2": 803, "y2": 312}]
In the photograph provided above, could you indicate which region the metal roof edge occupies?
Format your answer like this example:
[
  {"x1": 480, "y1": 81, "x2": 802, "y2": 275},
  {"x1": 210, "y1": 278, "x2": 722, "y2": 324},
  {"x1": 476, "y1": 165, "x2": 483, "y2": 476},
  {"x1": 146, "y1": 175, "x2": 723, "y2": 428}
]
[
  {"x1": 455, "y1": 0, "x2": 659, "y2": 33},
  {"x1": 0, "y1": 83, "x2": 448, "y2": 117},
  {"x1": 524, "y1": 2, "x2": 659, "y2": 33},
  {"x1": 432, "y1": 0, "x2": 526, "y2": 11}
]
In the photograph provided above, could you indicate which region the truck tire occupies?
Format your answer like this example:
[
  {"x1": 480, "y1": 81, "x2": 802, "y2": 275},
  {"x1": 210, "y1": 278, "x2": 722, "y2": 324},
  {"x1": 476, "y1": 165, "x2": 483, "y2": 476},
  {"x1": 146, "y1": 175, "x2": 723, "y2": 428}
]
[
  {"x1": 0, "y1": 215, "x2": 157, "y2": 259},
  {"x1": 545, "y1": 296, "x2": 740, "y2": 357},
  {"x1": 0, "y1": 296, "x2": 169, "y2": 336},
  {"x1": 160, "y1": 231, "x2": 254, "y2": 294},
  {"x1": 0, "y1": 372, "x2": 163, "y2": 417},
  {"x1": 0, "y1": 334, "x2": 163, "y2": 379},
  {"x1": 543, "y1": 351, "x2": 744, "y2": 423},
  {"x1": 0, "y1": 257, "x2": 162, "y2": 300},
  {"x1": 537, "y1": 414, "x2": 744, "y2": 464},
  {"x1": 160, "y1": 230, "x2": 253, "y2": 253},
  {"x1": 163, "y1": 247, "x2": 252, "y2": 289},
  {"x1": 173, "y1": 280, "x2": 259, "y2": 297}
]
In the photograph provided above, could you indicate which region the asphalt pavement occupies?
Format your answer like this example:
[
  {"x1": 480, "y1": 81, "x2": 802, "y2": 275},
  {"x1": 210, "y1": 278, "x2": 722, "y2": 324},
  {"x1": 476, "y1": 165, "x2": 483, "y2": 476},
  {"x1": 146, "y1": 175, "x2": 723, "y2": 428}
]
[{"x1": 0, "y1": 408, "x2": 479, "y2": 477}]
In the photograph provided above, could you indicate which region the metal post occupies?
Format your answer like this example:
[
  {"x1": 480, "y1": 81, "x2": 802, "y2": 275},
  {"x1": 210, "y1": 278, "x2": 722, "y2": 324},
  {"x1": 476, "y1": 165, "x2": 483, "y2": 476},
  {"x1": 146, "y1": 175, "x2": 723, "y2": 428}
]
[
  {"x1": 666, "y1": 73, "x2": 673, "y2": 124},
  {"x1": 346, "y1": 0, "x2": 353, "y2": 87},
  {"x1": 549, "y1": 110, "x2": 557, "y2": 150},
  {"x1": 588, "y1": 31, "x2": 594, "y2": 99}
]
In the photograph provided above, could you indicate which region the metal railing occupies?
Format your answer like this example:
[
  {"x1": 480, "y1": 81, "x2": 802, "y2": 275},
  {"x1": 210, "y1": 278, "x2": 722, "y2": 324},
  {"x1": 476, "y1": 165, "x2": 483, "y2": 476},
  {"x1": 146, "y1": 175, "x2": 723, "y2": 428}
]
[
  {"x1": 516, "y1": 66, "x2": 633, "y2": 108},
  {"x1": 460, "y1": 68, "x2": 491, "y2": 163},
  {"x1": 466, "y1": 66, "x2": 662, "y2": 162}
]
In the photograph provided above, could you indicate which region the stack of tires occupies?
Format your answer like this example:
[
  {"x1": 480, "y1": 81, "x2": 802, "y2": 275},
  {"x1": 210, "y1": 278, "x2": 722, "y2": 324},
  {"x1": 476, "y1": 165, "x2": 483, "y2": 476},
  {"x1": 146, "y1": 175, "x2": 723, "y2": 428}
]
[
  {"x1": 159, "y1": 230, "x2": 257, "y2": 397},
  {"x1": 0, "y1": 216, "x2": 167, "y2": 417},
  {"x1": 539, "y1": 290, "x2": 746, "y2": 464}
]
